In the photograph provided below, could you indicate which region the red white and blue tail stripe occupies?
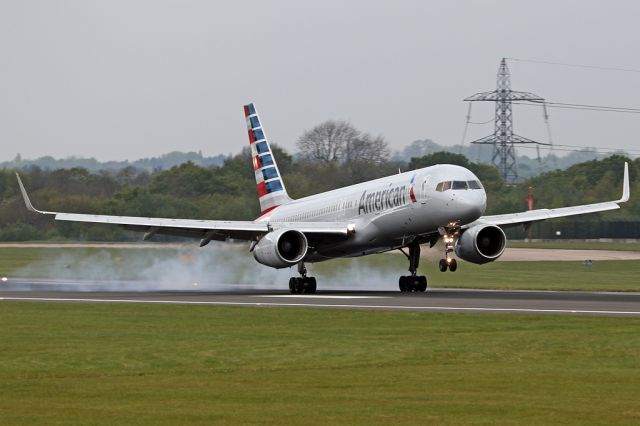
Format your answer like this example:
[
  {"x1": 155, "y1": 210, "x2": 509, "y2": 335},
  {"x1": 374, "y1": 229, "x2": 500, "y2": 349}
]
[{"x1": 244, "y1": 103, "x2": 291, "y2": 218}]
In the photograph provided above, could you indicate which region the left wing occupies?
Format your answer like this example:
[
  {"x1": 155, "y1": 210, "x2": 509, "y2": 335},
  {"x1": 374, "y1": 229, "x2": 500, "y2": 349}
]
[
  {"x1": 16, "y1": 174, "x2": 351, "y2": 244},
  {"x1": 469, "y1": 162, "x2": 630, "y2": 228}
]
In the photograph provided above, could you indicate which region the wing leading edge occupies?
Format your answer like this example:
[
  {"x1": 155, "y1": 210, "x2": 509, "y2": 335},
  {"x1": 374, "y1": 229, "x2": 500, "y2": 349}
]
[
  {"x1": 15, "y1": 174, "x2": 350, "y2": 243},
  {"x1": 472, "y1": 162, "x2": 631, "y2": 228}
]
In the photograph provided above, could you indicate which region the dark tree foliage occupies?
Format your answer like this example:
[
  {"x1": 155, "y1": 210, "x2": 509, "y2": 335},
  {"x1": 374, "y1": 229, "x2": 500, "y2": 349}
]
[
  {"x1": 0, "y1": 143, "x2": 637, "y2": 241},
  {"x1": 296, "y1": 121, "x2": 391, "y2": 182}
]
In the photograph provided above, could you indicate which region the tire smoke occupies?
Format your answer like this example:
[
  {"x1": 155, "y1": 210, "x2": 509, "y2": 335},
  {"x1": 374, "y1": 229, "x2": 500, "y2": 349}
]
[{"x1": 9, "y1": 243, "x2": 404, "y2": 292}]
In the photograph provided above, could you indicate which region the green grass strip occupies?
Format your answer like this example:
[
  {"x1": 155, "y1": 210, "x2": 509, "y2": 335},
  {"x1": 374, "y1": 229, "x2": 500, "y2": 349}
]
[{"x1": 0, "y1": 303, "x2": 639, "y2": 424}]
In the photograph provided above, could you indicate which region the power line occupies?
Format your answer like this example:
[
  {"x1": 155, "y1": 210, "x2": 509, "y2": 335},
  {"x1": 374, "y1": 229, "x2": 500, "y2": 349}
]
[
  {"x1": 541, "y1": 102, "x2": 558, "y2": 168},
  {"x1": 513, "y1": 101, "x2": 640, "y2": 114},
  {"x1": 543, "y1": 101, "x2": 640, "y2": 112},
  {"x1": 553, "y1": 143, "x2": 640, "y2": 153},
  {"x1": 514, "y1": 139, "x2": 640, "y2": 154},
  {"x1": 468, "y1": 118, "x2": 494, "y2": 124},
  {"x1": 459, "y1": 102, "x2": 472, "y2": 151},
  {"x1": 515, "y1": 144, "x2": 639, "y2": 155},
  {"x1": 506, "y1": 57, "x2": 640, "y2": 74}
]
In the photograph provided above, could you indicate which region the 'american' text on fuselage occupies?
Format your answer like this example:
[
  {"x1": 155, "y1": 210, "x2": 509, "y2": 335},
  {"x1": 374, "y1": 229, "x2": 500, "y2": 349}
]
[{"x1": 358, "y1": 185, "x2": 408, "y2": 215}]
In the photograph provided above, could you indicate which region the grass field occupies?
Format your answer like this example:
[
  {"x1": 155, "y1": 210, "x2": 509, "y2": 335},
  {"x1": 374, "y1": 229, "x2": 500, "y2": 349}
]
[
  {"x1": 0, "y1": 302, "x2": 638, "y2": 425},
  {"x1": 2, "y1": 246, "x2": 640, "y2": 292},
  {"x1": 314, "y1": 258, "x2": 640, "y2": 292},
  {"x1": 507, "y1": 240, "x2": 640, "y2": 251}
]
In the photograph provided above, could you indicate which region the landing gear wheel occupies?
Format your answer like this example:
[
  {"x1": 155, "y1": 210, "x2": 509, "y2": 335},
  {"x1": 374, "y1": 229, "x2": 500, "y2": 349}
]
[
  {"x1": 399, "y1": 275, "x2": 427, "y2": 293},
  {"x1": 290, "y1": 276, "x2": 317, "y2": 294},
  {"x1": 438, "y1": 258, "x2": 458, "y2": 272},
  {"x1": 398, "y1": 241, "x2": 428, "y2": 293},
  {"x1": 418, "y1": 275, "x2": 427, "y2": 292},
  {"x1": 306, "y1": 277, "x2": 317, "y2": 294},
  {"x1": 292, "y1": 261, "x2": 317, "y2": 294},
  {"x1": 438, "y1": 259, "x2": 448, "y2": 272},
  {"x1": 448, "y1": 259, "x2": 457, "y2": 272},
  {"x1": 399, "y1": 276, "x2": 408, "y2": 292},
  {"x1": 438, "y1": 228, "x2": 460, "y2": 273}
]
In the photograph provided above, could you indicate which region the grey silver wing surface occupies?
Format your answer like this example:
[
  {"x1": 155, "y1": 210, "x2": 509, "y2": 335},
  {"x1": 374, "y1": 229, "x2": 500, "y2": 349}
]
[
  {"x1": 470, "y1": 162, "x2": 630, "y2": 228},
  {"x1": 16, "y1": 174, "x2": 351, "y2": 242}
]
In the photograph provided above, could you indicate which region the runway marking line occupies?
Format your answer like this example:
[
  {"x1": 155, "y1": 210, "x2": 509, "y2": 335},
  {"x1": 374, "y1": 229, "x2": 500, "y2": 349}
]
[
  {"x1": 254, "y1": 295, "x2": 388, "y2": 299},
  {"x1": 2, "y1": 296, "x2": 640, "y2": 316}
]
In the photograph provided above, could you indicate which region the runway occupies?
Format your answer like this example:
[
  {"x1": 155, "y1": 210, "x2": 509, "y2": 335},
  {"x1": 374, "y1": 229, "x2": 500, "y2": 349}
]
[{"x1": 1, "y1": 278, "x2": 639, "y2": 316}]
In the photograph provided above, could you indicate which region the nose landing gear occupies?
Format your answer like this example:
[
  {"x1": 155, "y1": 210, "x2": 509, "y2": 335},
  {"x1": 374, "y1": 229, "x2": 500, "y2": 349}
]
[
  {"x1": 438, "y1": 230, "x2": 458, "y2": 272},
  {"x1": 398, "y1": 241, "x2": 428, "y2": 292},
  {"x1": 289, "y1": 262, "x2": 317, "y2": 294},
  {"x1": 438, "y1": 257, "x2": 457, "y2": 272}
]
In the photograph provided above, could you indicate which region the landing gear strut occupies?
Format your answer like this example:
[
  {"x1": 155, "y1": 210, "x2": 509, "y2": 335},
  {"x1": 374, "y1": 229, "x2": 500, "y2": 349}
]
[
  {"x1": 398, "y1": 241, "x2": 427, "y2": 293},
  {"x1": 438, "y1": 230, "x2": 458, "y2": 272},
  {"x1": 289, "y1": 262, "x2": 317, "y2": 294}
]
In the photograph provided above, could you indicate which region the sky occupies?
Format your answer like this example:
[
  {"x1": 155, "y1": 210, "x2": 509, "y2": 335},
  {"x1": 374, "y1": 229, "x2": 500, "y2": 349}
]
[{"x1": 1, "y1": 0, "x2": 639, "y2": 162}]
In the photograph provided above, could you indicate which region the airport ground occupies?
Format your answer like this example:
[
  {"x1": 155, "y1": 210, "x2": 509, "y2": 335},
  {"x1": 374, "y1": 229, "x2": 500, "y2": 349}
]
[
  {"x1": 1, "y1": 241, "x2": 639, "y2": 424},
  {"x1": 2, "y1": 242, "x2": 640, "y2": 292},
  {"x1": 1, "y1": 302, "x2": 639, "y2": 424}
]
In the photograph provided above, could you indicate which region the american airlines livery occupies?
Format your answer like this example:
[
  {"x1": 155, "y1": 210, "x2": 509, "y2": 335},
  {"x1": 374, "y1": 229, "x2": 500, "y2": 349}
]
[{"x1": 17, "y1": 103, "x2": 631, "y2": 294}]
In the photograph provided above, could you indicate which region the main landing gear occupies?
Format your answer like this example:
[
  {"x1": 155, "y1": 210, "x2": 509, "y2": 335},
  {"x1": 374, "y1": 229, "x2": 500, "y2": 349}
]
[
  {"x1": 398, "y1": 241, "x2": 427, "y2": 293},
  {"x1": 289, "y1": 262, "x2": 317, "y2": 294},
  {"x1": 438, "y1": 231, "x2": 458, "y2": 272}
]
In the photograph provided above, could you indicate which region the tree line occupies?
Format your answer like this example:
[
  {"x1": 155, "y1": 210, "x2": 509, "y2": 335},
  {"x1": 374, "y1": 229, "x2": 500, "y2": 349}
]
[{"x1": 0, "y1": 121, "x2": 637, "y2": 241}]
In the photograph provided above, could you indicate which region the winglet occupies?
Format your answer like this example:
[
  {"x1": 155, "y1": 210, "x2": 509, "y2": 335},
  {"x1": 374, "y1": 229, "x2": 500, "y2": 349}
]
[
  {"x1": 619, "y1": 162, "x2": 630, "y2": 203},
  {"x1": 15, "y1": 173, "x2": 52, "y2": 215}
]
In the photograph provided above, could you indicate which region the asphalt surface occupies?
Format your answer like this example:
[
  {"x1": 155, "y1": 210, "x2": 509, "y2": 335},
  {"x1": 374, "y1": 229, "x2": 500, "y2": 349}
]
[{"x1": 1, "y1": 278, "x2": 639, "y2": 316}]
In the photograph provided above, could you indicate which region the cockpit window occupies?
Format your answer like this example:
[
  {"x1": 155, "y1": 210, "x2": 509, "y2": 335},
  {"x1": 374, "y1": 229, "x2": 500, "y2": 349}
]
[
  {"x1": 436, "y1": 181, "x2": 452, "y2": 192},
  {"x1": 468, "y1": 180, "x2": 482, "y2": 189},
  {"x1": 452, "y1": 181, "x2": 468, "y2": 190},
  {"x1": 437, "y1": 180, "x2": 483, "y2": 191}
]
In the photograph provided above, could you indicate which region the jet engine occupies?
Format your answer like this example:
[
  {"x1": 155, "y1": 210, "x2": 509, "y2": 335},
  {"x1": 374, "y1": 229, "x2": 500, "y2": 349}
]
[
  {"x1": 253, "y1": 229, "x2": 308, "y2": 269},
  {"x1": 454, "y1": 224, "x2": 506, "y2": 264}
]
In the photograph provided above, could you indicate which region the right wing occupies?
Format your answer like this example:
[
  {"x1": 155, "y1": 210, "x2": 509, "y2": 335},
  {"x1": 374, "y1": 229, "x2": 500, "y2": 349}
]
[
  {"x1": 16, "y1": 174, "x2": 351, "y2": 244},
  {"x1": 470, "y1": 162, "x2": 630, "y2": 228}
]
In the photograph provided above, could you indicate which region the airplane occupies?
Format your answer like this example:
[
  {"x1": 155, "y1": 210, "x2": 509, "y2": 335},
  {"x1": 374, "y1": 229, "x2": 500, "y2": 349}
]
[{"x1": 16, "y1": 103, "x2": 631, "y2": 294}]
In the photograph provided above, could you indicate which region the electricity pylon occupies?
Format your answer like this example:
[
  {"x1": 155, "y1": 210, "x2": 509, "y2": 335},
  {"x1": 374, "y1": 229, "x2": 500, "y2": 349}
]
[{"x1": 465, "y1": 58, "x2": 550, "y2": 184}]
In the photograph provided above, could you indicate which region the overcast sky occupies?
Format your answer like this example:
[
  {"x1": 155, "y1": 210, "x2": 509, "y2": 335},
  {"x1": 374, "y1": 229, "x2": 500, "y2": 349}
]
[{"x1": 1, "y1": 0, "x2": 639, "y2": 161}]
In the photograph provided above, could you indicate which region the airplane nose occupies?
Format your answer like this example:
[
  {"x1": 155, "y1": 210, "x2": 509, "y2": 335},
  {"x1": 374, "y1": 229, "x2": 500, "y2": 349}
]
[{"x1": 454, "y1": 192, "x2": 486, "y2": 221}]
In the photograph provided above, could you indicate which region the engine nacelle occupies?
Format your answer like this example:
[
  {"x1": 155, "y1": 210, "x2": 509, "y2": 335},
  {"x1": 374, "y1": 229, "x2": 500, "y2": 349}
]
[
  {"x1": 455, "y1": 224, "x2": 507, "y2": 265},
  {"x1": 253, "y1": 229, "x2": 308, "y2": 269}
]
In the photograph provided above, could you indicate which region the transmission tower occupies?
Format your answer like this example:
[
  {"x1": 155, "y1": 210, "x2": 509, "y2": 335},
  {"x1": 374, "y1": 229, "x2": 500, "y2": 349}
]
[{"x1": 464, "y1": 58, "x2": 550, "y2": 184}]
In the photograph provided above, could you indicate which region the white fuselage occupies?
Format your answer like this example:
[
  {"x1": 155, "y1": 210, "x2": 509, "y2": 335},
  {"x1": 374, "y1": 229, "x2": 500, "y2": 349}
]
[{"x1": 258, "y1": 164, "x2": 487, "y2": 260}]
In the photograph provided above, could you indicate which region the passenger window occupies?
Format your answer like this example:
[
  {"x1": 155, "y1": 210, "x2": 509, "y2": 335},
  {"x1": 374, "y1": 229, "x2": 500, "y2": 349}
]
[{"x1": 452, "y1": 181, "x2": 468, "y2": 190}]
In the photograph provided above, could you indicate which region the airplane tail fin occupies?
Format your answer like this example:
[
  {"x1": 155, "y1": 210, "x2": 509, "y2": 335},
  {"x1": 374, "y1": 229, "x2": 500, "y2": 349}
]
[{"x1": 244, "y1": 103, "x2": 292, "y2": 218}]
